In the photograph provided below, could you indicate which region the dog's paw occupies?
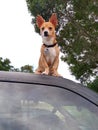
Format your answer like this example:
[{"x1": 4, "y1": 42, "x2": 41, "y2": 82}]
[
  {"x1": 42, "y1": 71, "x2": 49, "y2": 75},
  {"x1": 35, "y1": 70, "x2": 42, "y2": 74},
  {"x1": 52, "y1": 72, "x2": 62, "y2": 77}
]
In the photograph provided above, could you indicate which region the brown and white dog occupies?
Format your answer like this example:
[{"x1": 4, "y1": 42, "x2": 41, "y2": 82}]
[{"x1": 35, "y1": 13, "x2": 61, "y2": 77}]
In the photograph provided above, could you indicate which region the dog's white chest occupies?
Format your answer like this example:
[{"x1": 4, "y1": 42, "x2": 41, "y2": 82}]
[{"x1": 44, "y1": 47, "x2": 56, "y2": 64}]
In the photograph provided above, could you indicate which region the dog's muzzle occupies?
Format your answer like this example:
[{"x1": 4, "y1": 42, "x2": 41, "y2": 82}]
[{"x1": 44, "y1": 31, "x2": 49, "y2": 37}]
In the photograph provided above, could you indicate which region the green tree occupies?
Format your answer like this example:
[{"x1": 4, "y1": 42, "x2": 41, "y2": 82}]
[
  {"x1": 21, "y1": 65, "x2": 34, "y2": 73},
  {"x1": 0, "y1": 57, "x2": 34, "y2": 73},
  {"x1": 59, "y1": 0, "x2": 98, "y2": 85},
  {"x1": 26, "y1": 0, "x2": 98, "y2": 91},
  {"x1": 87, "y1": 77, "x2": 98, "y2": 93},
  {"x1": 0, "y1": 57, "x2": 13, "y2": 71}
]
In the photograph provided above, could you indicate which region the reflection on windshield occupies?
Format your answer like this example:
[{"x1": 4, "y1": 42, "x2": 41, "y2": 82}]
[
  {"x1": 0, "y1": 82, "x2": 98, "y2": 130},
  {"x1": 21, "y1": 100, "x2": 65, "y2": 122}
]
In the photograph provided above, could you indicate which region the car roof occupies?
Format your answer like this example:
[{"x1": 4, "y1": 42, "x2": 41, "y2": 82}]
[{"x1": 0, "y1": 71, "x2": 98, "y2": 106}]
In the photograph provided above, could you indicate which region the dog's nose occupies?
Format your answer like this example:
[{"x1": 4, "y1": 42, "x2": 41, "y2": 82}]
[{"x1": 44, "y1": 31, "x2": 48, "y2": 37}]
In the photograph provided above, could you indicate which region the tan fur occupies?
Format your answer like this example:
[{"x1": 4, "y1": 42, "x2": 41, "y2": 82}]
[{"x1": 35, "y1": 13, "x2": 61, "y2": 76}]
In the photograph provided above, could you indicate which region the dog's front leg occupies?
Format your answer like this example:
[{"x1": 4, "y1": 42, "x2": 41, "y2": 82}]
[
  {"x1": 41, "y1": 55, "x2": 49, "y2": 75},
  {"x1": 50, "y1": 56, "x2": 61, "y2": 77}
]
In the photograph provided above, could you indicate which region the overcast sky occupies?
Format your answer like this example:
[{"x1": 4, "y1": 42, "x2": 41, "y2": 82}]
[{"x1": 0, "y1": 0, "x2": 78, "y2": 82}]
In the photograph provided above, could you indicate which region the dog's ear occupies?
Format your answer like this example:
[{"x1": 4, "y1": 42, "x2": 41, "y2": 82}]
[
  {"x1": 36, "y1": 15, "x2": 45, "y2": 28},
  {"x1": 49, "y1": 13, "x2": 58, "y2": 28}
]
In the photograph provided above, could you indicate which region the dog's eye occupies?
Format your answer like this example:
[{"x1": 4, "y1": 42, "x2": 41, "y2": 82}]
[
  {"x1": 41, "y1": 27, "x2": 44, "y2": 31},
  {"x1": 49, "y1": 27, "x2": 52, "y2": 30}
]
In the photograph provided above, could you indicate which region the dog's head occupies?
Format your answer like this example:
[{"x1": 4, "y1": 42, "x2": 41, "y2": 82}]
[{"x1": 36, "y1": 14, "x2": 58, "y2": 44}]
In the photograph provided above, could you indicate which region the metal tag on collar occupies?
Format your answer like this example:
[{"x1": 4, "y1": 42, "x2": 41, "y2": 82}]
[{"x1": 44, "y1": 48, "x2": 49, "y2": 54}]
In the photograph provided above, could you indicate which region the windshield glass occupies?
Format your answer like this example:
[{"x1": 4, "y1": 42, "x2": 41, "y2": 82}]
[{"x1": 0, "y1": 82, "x2": 98, "y2": 130}]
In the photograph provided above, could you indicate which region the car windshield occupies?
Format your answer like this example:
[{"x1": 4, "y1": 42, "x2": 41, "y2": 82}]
[{"x1": 0, "y1": 82, "x2": 98, "y2": 130}]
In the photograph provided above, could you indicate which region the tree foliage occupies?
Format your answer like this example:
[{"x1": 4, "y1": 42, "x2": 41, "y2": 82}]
[
  {"x1": 26, "y1": 0, "x2": 98, "y2": 91},
  {"x1": 0, "y1": 57, "x2": 34, "y2": 73},
  {"x1": 0, "y1": 57, "x2": 13, "y2": 71},
  {"x1": 88, "y1": 77, "x2": 98, "y2": 93},
  {"x1": 59, "y1": 0, "x2": 98, "y2": 85},
  {"x1": 21, "y1": 65, "x2": 34, "y2": 73}
]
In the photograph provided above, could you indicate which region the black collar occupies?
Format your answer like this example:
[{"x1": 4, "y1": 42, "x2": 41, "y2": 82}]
[{"x1": 43, "y1": 43, "x2": 57, "y2": 48}]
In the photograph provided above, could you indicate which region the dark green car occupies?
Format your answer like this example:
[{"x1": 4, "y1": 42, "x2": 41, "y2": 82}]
[{"x1": 0, "y1": 71, "x2": 98, "y2": 130}]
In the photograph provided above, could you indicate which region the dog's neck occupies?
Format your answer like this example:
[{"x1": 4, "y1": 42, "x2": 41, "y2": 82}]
[
  {"x1": 42, "y1": 37, "x2": 56, "y2": 46},
  {"x1": 43, "y1": 42, "x2": 57, "y2": 48}
]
